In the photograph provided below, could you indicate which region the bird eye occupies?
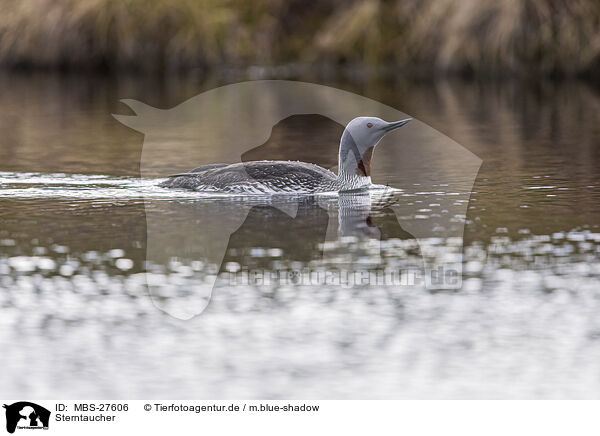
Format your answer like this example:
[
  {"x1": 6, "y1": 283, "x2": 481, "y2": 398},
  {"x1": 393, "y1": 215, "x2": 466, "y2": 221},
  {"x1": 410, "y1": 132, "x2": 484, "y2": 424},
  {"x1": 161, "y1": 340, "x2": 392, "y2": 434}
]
[{"x1": 367, "y1": 123, "x2": 373, "y2": 128}]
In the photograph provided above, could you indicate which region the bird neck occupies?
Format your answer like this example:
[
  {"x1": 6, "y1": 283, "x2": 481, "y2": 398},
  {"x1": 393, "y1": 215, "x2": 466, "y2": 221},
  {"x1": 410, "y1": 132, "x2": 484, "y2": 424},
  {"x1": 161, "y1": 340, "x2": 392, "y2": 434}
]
[{"x1": 337, "y1": 129, "x2": 373, "y2": 190}]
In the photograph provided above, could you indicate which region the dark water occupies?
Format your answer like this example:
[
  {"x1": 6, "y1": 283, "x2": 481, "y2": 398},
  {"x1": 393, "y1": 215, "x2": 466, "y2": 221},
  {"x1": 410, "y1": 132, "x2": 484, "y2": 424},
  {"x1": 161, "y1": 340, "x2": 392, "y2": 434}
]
[{"x1": 1, "y1": 73, "x2": 600, "y2": 398}]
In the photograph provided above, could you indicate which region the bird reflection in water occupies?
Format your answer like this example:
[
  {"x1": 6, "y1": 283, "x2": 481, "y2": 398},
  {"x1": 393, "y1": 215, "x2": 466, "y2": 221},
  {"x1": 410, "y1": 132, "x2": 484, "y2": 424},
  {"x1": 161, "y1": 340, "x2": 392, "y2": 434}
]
[{"x1": 144, "y1": 189, "x2": 421, "y2": 318}]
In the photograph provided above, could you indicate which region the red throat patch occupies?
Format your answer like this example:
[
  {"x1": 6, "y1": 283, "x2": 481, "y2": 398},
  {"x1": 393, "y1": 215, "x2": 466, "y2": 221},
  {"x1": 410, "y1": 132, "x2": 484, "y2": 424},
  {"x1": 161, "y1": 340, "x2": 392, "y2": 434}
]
[{"x1": 356, "y1": 146, "x2": 374, "y2": 177}]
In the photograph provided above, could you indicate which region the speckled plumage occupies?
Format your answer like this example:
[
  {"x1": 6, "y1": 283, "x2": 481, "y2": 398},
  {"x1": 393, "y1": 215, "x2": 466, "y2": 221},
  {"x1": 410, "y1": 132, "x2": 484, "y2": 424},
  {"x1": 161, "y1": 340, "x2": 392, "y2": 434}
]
[{"x1": 160, "y1": 160, "x2": 340, "y2": 193}]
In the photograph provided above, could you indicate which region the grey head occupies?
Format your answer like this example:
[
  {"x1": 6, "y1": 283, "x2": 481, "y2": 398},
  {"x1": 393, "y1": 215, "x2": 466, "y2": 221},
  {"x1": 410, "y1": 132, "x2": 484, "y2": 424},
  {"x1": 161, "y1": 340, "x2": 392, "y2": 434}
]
[{"x1": 337, "y1": 116, "x2": 412, "y2": 190}]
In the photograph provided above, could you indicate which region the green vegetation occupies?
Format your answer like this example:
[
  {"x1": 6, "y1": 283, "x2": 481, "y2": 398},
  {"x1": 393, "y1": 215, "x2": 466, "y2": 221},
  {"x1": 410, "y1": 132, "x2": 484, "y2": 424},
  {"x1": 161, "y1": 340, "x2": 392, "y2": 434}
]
[{"x1": 0, "y1": 0, "x2": 598, "y2": 77}]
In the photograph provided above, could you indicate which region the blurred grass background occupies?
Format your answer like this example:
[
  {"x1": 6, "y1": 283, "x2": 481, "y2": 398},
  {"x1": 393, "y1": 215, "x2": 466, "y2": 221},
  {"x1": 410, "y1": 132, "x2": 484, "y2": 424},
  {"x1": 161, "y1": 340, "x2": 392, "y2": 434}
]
[{"x1": 0, "y1": 0, "x2": 598, "y2": 78}]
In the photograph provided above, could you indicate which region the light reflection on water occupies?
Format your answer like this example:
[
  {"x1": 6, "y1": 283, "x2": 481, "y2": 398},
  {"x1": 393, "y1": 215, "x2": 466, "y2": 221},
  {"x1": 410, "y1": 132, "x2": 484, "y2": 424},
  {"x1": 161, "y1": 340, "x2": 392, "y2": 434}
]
[
  {"x1": 1, "y1": 75, "x2": 600, "y2": 398},
  {"x1": 2, "y1": 223, "x2": 600, "y2": 398}
]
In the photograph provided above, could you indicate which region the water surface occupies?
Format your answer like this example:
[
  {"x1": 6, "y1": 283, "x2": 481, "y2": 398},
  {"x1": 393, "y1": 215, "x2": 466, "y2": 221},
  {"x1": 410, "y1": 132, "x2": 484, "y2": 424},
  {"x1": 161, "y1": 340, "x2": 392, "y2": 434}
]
[{"x1": 1, "y1": 74, "x2": 600, "y2": 398}]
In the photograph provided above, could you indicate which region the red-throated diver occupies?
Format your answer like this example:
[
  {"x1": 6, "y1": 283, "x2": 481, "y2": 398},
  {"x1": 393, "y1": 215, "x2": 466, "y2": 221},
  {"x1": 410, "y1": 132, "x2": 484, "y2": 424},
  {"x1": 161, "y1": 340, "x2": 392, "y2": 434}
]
[{"x1": 159, "y1": 116, "x2": 412, "y2": 193}]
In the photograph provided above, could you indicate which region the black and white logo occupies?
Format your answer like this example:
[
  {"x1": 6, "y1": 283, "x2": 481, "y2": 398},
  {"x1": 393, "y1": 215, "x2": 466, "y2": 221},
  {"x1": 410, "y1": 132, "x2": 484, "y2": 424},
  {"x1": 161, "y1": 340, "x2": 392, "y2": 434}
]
[{"x1": 3, "y1": 402, "x2": 50, "y2": 434}]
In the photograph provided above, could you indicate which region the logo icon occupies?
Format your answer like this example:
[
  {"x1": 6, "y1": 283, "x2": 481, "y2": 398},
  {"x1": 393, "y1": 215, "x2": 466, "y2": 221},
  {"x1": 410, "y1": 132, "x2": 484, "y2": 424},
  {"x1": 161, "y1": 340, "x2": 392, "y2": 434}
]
[{"x1": 3, "y1": 402, "x2": 50, "y2": 434}]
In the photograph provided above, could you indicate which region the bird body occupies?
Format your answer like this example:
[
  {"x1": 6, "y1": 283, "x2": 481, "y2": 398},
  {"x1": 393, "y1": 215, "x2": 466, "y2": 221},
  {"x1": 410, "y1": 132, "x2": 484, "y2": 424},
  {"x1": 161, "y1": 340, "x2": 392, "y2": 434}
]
[
  {"x1": 162, "y1": 160, "x2": 339, "y2": 194},
  {"x1": 159, "y1": 116, "x2": 411, "y2": 194}
]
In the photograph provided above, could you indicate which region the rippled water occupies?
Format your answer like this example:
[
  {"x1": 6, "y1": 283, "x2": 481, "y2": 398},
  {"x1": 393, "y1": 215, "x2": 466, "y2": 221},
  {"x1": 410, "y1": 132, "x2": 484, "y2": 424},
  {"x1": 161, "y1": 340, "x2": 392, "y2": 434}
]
[{"x1": 1, "y1": 74, "x2": 600, "y2": 398}]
